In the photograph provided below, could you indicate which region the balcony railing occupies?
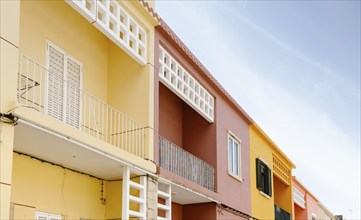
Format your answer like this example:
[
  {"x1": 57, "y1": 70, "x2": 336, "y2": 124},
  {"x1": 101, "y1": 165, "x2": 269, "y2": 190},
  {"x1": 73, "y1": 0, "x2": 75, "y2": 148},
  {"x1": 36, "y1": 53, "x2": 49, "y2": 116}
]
[
  {"x1": 17, "y1": 54, "x2": 145, "y2": 158},
  {"x1": 159, "y1": 136, "x2": 215, "y2": 191}
]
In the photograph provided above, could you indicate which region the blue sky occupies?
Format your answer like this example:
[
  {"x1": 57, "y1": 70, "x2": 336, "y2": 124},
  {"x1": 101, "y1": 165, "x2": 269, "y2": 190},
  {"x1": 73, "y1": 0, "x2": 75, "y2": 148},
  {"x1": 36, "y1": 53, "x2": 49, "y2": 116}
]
[{"x1": 156, "y1": 1, "x2": 360, "y2": 218}]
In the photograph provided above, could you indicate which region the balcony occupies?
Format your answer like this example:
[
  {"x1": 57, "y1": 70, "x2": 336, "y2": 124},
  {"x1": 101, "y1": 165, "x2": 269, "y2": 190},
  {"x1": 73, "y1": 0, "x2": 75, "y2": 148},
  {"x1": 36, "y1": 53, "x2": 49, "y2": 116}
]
[
  {"x1": 159, "y1": 136, "x2": 215, "y2": 191},
  {"x1": 17, "y1": 54, "x2": 146, "y2": 159},
  {"x1": 66, "y1": 0, "x2": 147, "y2": 65}
]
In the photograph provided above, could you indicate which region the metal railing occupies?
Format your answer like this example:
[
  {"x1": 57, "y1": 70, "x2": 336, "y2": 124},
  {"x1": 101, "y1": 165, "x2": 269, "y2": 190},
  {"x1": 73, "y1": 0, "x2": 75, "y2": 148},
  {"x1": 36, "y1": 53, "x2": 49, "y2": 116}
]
[
  {"x1": 17, "y1": 54, "x2": 145, "y2": 158},
  {"x1": 159, "y1": 136, "x2": 215, "y2": 191}
]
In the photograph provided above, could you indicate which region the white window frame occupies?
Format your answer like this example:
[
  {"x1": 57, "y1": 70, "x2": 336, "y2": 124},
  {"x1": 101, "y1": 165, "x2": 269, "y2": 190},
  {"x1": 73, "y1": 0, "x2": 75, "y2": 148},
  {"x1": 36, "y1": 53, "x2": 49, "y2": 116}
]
[
  {"x1": 45, "y1": 40, "x2": 83, "y2": 129},
  {"x1": 311, "y1": 213, "x2": 317, "y2": 220},
  {"x1": 35, "y1": 211, "x2": 62, "y2": 220},
  {"x1": 227, "y1": 131, "x2": 242, "y2": 180}
]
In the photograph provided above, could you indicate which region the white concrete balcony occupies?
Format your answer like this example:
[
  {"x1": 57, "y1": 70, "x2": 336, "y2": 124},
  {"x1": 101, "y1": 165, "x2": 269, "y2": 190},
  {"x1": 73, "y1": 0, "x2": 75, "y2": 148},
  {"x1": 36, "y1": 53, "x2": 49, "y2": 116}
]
[
  {"x1": 158, "y1": 46, "x2": 214, "y2": 123},
  {"x1": 159, "y1": 136, "x2": 215, "y2": 191},
  {"x1": 17, "y1": 54, "x2": 146, "y2": 159},
  {"x1": 66, "y1": 0, "x2": 147, "y2": 65}
]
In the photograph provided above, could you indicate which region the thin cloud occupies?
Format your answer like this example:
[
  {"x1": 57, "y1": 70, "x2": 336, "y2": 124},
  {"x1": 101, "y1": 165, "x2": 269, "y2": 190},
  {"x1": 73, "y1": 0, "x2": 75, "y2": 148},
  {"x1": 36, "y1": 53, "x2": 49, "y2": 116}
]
[
  {"x1": 219, "y1": 4, "x2": 359, "y2": 96},
  {"x1": 156, "y1": 2, "x2": 360, "y2": 218}
]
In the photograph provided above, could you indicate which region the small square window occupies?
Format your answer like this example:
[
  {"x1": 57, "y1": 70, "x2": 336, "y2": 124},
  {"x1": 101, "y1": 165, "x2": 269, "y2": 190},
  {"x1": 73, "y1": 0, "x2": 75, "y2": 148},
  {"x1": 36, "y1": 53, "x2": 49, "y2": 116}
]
[
  {"x1": 228, "y1": 133, "x2": 241, "y2": 178},
  {"x1": 256, "y1": 158, "x2": 272, "y2": 197}
]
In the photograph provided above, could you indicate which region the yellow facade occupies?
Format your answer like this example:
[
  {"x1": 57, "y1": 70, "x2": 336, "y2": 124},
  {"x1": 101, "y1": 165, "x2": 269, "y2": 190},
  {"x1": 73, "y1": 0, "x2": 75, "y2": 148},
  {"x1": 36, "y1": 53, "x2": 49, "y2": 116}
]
[
  {"x1": 250, "y1": 124, "x2": 295, "y2": 220},
  {"x1": 1, "y1": 0, "x2": 159, "y2": 218},
  {"x1": 15, "y1": 0, "x2": 156, "y2": 170},
  {"x1": 0, "y1": 0, "x2": 20, "y2": 218},
  {"x1": 11, "y1": 153, "x2": 105, "y2": 219}
]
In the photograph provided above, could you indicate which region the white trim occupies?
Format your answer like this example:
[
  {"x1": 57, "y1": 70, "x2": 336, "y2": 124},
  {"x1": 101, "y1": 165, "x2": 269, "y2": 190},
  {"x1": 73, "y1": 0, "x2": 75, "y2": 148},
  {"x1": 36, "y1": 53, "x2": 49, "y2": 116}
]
[
  {"x1": 15, "y1": 117, "x2": 156, "y2": 177},
  {"x1": 227, "y1": 131, "x2": 242, "y2": 180},
  {"x1": 157, "y1": 182, "x2": 172, "y2": 219},
  {"x1": 257, "y1": 157, "x2": 269, "y2": 167},
  {"x1": 259, "y1": 190, "x2": 271, "y2": 199},
  {"x1": 122, "y1": 166, "x2": 130, "y2": 220},
  {"x1": 35, "y1": 211, "x2": 62, "y2": 220},
  {"x1": 66, "y1": 0, "x2": 147, "y2": 65},
  {"x1": 158, "y1": 45, "x2": 214, "y2": 122},
  {"x1": 293, "y1": 185, "x2": 306, "y2": 209},
  {"x1": 311, "y1": 213, "x2": 317, "y2": 220}
]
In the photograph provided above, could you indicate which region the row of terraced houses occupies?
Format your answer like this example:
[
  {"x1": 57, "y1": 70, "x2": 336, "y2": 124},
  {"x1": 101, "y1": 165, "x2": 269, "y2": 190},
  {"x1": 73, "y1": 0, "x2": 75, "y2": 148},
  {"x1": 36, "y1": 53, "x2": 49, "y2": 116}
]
[{"x1": 0, "y1": 1, "x2": 341, "y2": 219}]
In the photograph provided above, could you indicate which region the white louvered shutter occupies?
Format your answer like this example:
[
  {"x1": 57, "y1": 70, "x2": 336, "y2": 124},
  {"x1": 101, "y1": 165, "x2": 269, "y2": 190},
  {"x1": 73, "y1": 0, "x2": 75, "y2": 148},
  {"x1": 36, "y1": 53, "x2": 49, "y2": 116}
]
[
  {"x1": 46, "y1": 42, "x2": 82, "y2": 129},
  {"x1": 65, "y1": 57, "x2": 82, "y2": 128},
  {"x1": 47, "y1": 44, "x2": 65, "y2": 121}
]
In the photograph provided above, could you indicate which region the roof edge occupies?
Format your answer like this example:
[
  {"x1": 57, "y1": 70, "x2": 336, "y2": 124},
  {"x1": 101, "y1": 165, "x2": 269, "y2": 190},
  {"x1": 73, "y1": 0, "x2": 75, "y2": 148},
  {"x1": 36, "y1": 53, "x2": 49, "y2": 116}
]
[
  {"x1": 137, "y1": 0, "x2": 161, "y2": 23},
  {"x1": 158, "y1": 19, "x2": 255, "y2": 125},
  {"x1": 252, "y1": 124, "x2": 296, "y2": 168}
]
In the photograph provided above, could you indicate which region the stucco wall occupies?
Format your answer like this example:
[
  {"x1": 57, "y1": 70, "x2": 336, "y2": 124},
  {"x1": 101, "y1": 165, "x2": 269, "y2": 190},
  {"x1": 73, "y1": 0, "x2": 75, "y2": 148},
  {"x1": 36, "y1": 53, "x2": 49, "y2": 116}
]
[
  {"x1": 215, "y1": 96, "x2": 251, "y2": 213},
  {"x1": 11, "y1": 153, "x2": 106, "y2": 219},
  {"x1": 183, "y1": 203, "x2": 217, "y2": 220},
  {"x1": 159, "y1": 83, "x2": 183, "y2": 147},
  {"x1": 154, "y1": 25, "x2": 251, "y2": 215},
  {"x1": 249, "y1": 126, "x2": 275, "y2": 219},
  {"x1": 19, "y1": 0, "x2": 109, "y2": 101}
]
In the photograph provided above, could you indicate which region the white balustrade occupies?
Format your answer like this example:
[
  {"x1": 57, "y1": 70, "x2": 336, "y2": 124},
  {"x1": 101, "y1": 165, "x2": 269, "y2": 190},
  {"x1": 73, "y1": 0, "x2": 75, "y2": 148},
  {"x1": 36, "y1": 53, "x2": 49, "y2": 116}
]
[
  {"x1": 66, "y1": 0, "x2": 147, "y2": 65},
  {"x1": 159, "y1": 46, "x2": 214, "y2": 122},
  {"x1": 18, "y1": 54, "x2": 145, "y2": 159}
]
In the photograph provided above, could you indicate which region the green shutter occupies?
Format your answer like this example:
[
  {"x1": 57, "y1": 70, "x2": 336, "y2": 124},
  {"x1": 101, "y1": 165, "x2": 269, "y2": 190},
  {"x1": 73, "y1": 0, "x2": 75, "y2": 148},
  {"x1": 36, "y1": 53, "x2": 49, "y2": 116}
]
[
  {"x1": 268, "y1": 167, "x2": 272, "y2": 196},
  {"x1": 256, "y1": 158, "x2": 262, "y2": 189}
]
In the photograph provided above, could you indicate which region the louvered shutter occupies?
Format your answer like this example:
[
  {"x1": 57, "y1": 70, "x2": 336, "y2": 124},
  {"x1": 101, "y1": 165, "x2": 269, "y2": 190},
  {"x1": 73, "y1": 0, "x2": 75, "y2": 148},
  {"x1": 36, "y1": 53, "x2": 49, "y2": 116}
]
[
  {"x1": 65, "y1": 57, "x2": 82, "y2": 128},
  {"x1": 256, "y1": 158, "x2": 262, "y2": 190},
  {"x1": 47, "y1": 44, "x2": 65, "y2": 121},
  {"x1": 46, "y1": 41, "x2": 82, "y2": 129},
  {"x1": 267, "y1": 167, "x2": 272, "y2": 196}
]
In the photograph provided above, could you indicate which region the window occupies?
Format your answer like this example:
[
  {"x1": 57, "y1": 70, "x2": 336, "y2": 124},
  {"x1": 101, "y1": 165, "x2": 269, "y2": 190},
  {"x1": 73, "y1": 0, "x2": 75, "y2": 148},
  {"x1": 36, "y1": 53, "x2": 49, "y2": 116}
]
[
  {"x1": 311, "y1": 213, "x2": 317, "y2": 220},
  {"x1": 35, "y1": 211, "x2": 62, "y2": 220},
  {"x1": 274, "y1": 205, "x2": 291, "y2": 220},
  {"x1": 46, "y1": 41, "x2": 82, "y2": 129},
  {"x1": 228, "y1": 133, "x2": 241, "y2": 178},
  {"x1": 256, "y1": 158, "x2": 272, "y2": 197}
]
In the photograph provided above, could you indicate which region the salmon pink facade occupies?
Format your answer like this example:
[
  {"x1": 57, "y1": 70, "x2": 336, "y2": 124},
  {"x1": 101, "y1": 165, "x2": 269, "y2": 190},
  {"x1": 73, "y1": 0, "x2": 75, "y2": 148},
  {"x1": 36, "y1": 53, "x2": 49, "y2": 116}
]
[
  {"x1": 293, "y1": 177, "x2": 320, "y2": 220},
  {"x1": 154, "y1": 22, "x2": 254, "y2": 219}
]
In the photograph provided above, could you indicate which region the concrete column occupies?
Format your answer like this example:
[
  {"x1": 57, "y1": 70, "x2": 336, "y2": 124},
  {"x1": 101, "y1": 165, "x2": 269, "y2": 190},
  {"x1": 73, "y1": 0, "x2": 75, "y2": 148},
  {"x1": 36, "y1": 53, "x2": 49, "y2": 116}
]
[
  {"x1": 0, "y1": 0, "x2": 20, "y2": 219},
  {"x1": 146, "y1": 176, "x2": 158, "y2": 220}
]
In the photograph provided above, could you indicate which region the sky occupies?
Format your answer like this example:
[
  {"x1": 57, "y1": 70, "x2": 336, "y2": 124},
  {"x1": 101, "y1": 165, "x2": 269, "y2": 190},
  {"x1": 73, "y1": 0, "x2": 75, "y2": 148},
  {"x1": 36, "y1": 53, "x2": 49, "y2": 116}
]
[{"x1": 156, "y1": 1, "x2": 361, "y2": 219}]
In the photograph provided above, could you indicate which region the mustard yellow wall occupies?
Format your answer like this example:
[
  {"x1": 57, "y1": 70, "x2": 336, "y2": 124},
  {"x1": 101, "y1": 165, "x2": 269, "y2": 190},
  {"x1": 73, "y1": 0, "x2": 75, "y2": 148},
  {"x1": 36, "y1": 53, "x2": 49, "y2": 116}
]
[
  {"x1": 11, "y1": 153, "x2": 145, "y2": 219},
  {"x1": 250, "y1": 126, "x2": 275, "y2": 220},
  {"x1": 0, "y1": 0, "x2": 20, "y2": 218},
  {"x1": 114, "y1": 0, "x2": 157, "y2": 160},
  {"x1": 19, "y1": 0, "x2": 156, "y2": 160},
  {"x1": 105, "y1": 181, "x2": 122, "y2": 219},
  {"x1": 107, "y1": 43, "x2": 151, "y2": 125},
  {"x1": 250, "y1": 125, "x2": 294, "y2": 219},
  {"x1": 11, "y1": 153, "x2": 106, "y2": 219},
  {"x1": 19, "y1": 0, "x2": 109, "y2": 101},
  {"x1": 274, "y1": 176, "x2": 293, "y2": 214},
  {"x1": 104, "y1": 178, "x2": 142, "y2": 219}
]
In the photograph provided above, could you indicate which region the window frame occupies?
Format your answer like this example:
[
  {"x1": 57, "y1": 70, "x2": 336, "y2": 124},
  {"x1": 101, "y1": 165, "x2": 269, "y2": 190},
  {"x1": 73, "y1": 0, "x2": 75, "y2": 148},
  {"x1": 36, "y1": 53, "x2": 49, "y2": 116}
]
[
  {"x1": 35, "y1": 211, "x2": 62, "y2": 220},
  {"x1": 256, "y1": 157, "x2": 272, "y2": 197},
  {"x1": 227, "y1": 131, "x2": 242, "y2": 180},
  {"x1": 311, "y1": 213, "x2": 317, "y2": 220}
]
